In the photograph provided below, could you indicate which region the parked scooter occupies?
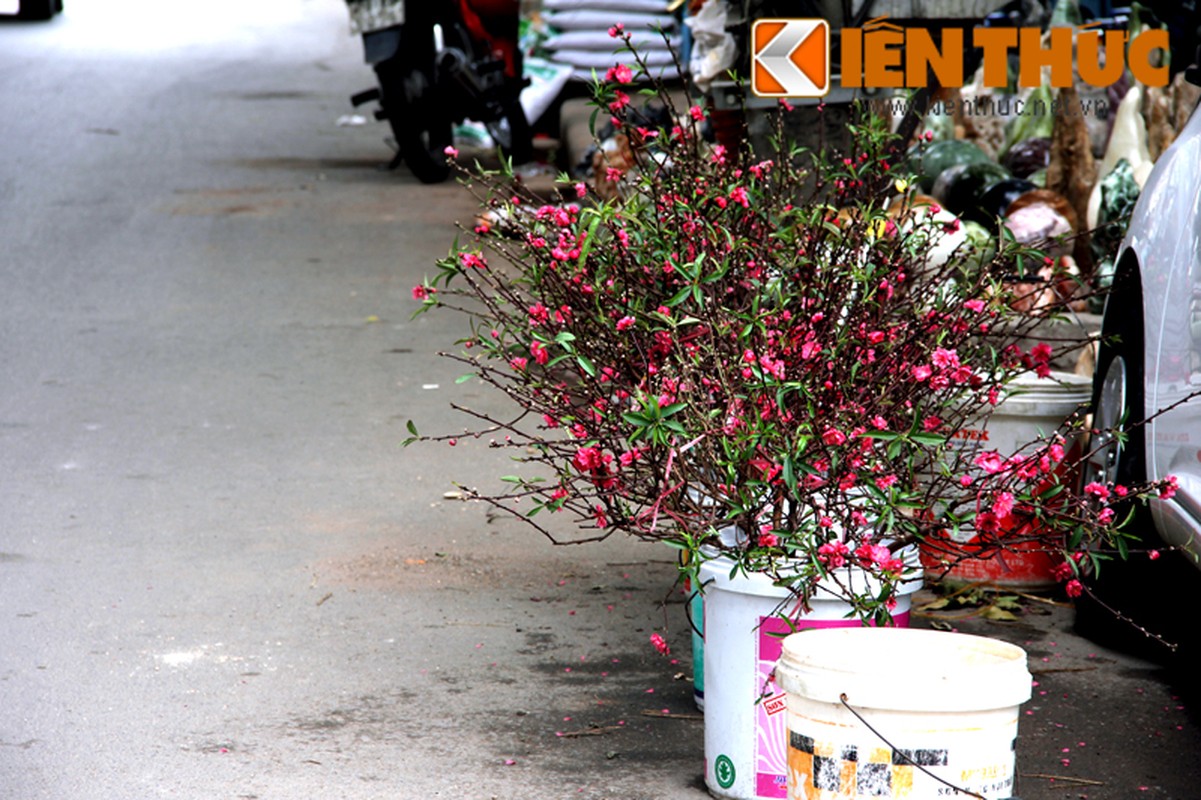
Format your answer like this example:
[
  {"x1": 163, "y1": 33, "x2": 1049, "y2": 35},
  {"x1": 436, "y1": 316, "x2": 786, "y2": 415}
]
[{"x1": 346, "y1": 0, "x2": 532, "y2": 184}]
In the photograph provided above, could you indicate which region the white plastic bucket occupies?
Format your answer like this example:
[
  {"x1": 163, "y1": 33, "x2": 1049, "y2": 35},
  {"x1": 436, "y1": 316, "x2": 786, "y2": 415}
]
[
  {"x1": 922, "y1": 370, "x2": 1093, "y2": 589},
  {"x1": 976, "y1": 369, "x2": 1091, "y2": 459},
  {"x1": 700, "y1": 554, "x2": 922, "y2": 800},
  {"x1": 776, "y1": 628, "x2": 1031, "y2": 800}
]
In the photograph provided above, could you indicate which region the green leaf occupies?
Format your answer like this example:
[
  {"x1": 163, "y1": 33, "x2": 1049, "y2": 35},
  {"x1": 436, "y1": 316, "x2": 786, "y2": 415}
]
[
  {"x1": 660, "y1": 402, "x2": 688, "y2": 418},
  {"x1": 456, "y1": 373, "x2": 475, "y2": 384},
  {"x1": 576, "y1": 213, "x2": 603, "y2": 269},
  {"x1": 666, "y1": 284, "x2": 693, "y2": 307},
  {"x1": 578, "y1": 354, "x2": 597, "y2": 377},
  {"x1": 782, "y1": 456, "x2": 798, "y2": 494},
  {"x1": 406, "y1": 420, "x2": 419, "y2": 436}
]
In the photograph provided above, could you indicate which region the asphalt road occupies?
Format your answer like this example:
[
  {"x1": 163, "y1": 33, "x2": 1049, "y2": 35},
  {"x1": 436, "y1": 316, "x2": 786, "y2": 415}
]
[{"x1": 1, "y1": 2, "x2": 1198, "y2": 799}]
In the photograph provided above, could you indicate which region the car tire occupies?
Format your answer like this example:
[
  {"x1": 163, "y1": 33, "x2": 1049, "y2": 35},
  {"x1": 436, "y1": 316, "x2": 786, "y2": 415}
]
[
  {"x1": 1073, "y1": 257, "x2": 1194, "y2": 662},
  {"x1": 16, "y1": 0, "x2": 59, "y2": 19}
]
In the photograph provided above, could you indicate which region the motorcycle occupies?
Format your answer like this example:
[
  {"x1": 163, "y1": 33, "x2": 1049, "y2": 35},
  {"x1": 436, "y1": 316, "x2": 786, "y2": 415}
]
[{"x1": 346, "y1": 0, "x2": 533, "y2": 184}]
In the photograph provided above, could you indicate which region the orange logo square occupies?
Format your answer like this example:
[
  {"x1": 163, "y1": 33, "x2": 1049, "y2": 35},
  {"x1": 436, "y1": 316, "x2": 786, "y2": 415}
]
[{"x1": 751, "y1": 19, "x2": 830, "y2": 98}]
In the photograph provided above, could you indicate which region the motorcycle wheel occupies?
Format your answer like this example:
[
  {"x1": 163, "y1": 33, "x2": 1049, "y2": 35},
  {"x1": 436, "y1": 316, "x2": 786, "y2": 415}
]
[
  {"x1": 391, "y1": 69, "x2": 454, "y2": 185},
  {"x1": 374, "y1": 21, "x2": 454, "y2": 185},
  {"x1": 486, "y1": 95, "x2": 533, "y2": 167}
]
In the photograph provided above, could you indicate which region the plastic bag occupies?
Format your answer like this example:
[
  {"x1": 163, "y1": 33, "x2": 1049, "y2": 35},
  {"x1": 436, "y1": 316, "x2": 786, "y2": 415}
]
[{"x1": 684, "y1": 0, "x2": 735, "y2": 89}]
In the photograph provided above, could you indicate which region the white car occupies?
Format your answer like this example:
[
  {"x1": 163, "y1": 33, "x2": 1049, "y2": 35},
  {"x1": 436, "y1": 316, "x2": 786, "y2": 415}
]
[{"x1": 1079, "y1": 83, "x2": 1201, "y2": 655}]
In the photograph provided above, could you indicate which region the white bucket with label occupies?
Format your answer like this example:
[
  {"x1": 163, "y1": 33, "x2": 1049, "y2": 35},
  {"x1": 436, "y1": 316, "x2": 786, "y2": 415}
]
[
  {"x1": 700, "y1": 552, "x2": 922, "y2": 800},
  {"x1": 775, "y1": 627, "x2": 1031, "y2": 800}
]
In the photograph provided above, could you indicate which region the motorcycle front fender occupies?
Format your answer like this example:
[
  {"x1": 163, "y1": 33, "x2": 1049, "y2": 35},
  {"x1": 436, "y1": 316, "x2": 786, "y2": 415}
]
[{"x1": 362, "y1": 27, "x2": 402, "y2": 65}]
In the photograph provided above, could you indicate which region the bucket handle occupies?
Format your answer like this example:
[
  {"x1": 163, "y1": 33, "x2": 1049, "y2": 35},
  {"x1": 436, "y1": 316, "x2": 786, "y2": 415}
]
[
  {"x1": 683, "y1": 587, "x2": 704, "y2": 638},
  {"x1": 837, "y1": 693, "x2": 990, "y2": 800}
]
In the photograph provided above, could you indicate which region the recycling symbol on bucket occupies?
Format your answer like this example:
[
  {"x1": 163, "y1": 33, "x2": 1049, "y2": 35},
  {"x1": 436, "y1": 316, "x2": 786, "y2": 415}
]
[{"x1": 714, "y1": 754, "x2": 736, "y2": 789}]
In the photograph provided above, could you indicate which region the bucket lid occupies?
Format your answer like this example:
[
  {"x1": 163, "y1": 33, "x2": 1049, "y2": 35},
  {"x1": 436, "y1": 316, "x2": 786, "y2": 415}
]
[{"x1": 776, "y1": 627, "x2": 1031, "y2": 712}]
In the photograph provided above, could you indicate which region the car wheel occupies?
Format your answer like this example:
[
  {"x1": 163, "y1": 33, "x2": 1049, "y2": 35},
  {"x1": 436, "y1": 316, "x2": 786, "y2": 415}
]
[
  {"x1": 1073, "y1": 258, "x2": 1194, "y2": 661},
  {"x1": 17, "y1": 0, "x2": 58, "y2": 19}
]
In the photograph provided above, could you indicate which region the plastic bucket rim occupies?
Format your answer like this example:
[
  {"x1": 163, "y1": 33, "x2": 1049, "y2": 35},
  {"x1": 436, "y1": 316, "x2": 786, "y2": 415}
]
[{"x1": 776, "y1": 627, "x2": 1032, "y2": 712}]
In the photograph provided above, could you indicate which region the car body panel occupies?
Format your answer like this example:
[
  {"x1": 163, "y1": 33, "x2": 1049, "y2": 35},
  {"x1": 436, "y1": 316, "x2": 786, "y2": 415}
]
[{"x1": 1118, "y1": 100, "x2": 1201, "y2": 559}]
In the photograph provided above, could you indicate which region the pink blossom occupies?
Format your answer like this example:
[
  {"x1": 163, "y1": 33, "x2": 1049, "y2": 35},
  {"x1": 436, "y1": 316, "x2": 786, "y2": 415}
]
[
  {"x1": 1160, "y1": 475, "x2": 1179, "y2": 500},
  {"x1": 973, "y1": 451, "x2": 1006, "y2": 474},
  {"x1": 572, "y1": 446, "x2": 605, "y2": 472},
  {"x1": 608, "y1": 23, "x2": 624, "y2": 37},
  {"x1": 605, "y1": 64, "x2": 634, "y2": 84},
  {"x1": 992, "y1": 491, "x2": 1015, "y2": 520},
  {"x1": 975, "y1": 511, "x2": 1000, "y2": 533},
  {"x1": 1065, "y1": 579, "x2": 1084, "y2": 598},
  {"x1": 616, "y1": 315, "x2": 635, "y2": 331},
  {"x1": 817, "y1": 540, "x2": 850, "y2": 568},
  {"x1": 1149, "y1": 550, "x2": 1161, "y2": 561},
  {"x1": 822, "y1": 427, "x2": 847, "y2": 446},
  {"x1": 931, "y1": 347, "x2": 959, "y2": 369},
  {"x1": 855, "y1": 543, "x2": 899, "y2": 572},
  {"x1": 1084, "y1": 482, "x2": 1110, "y2": 500},
  {"x1": 607, "y1": 90, "x2": 630, "y2": 112},
  {"x1": 509, "y1": 356, "x2": 528, "y2": 371},
  {"x1": 912, "y1": 365, "x2": 933, "y2": 382},
  {"x1": 964, "y1": 299, "x2": 986, "y2": 313},
  {"x1": 460, "y1": 251, "x2": 488, "y2": 270},
  {"x1": 689, "y1": 105, "x2": 705, "y2": 121},
  {"x1": 531, "y1": 341, "x2": 549, "y2": 365},
  {"x1": 759, "y1": 354, "x2": 785, "y2": 379},
  {"x1": 411, "y1": 285, "x2": 429, "y2": 301},
  {"x1": 875, "y1": 474, "x2": 898, "y2": 490},
  {"x1": 443, "y1": 145, "x2": 459, "y2": 158},
  {"x1": 650, "y1": 633, "x2": 670, "y2": 656}
]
